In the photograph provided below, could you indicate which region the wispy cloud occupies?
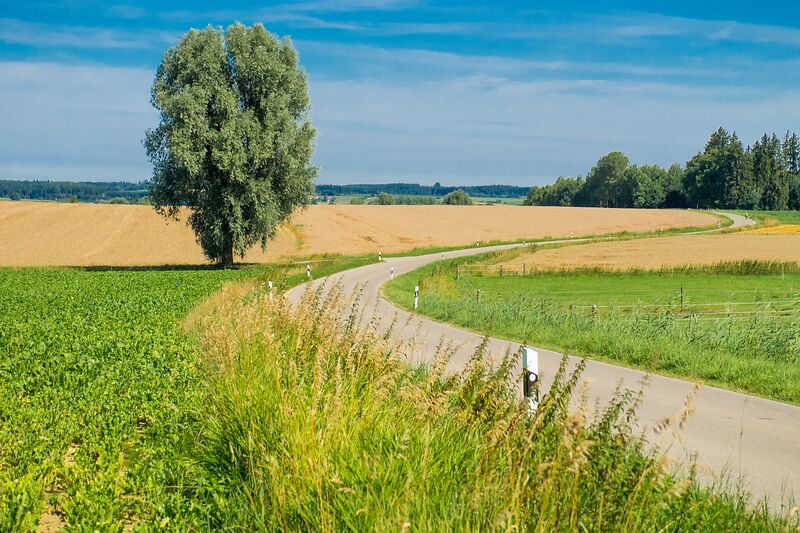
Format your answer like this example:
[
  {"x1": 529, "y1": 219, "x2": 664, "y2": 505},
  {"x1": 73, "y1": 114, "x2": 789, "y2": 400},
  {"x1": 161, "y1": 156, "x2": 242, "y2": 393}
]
[
  {"x1": 297, "y1": 40, "x2": 746, "y2": 84},
  {"x1": 606, "y1": 13, "x2": 800, "y2": 46},
  {"x1": 0, "y1": 17, "x2": 176, "y2": 50},
  {"x1": 105, "y1": 5, "x2": 148, "y2": 20},
  {"x1": 89, "y1": 4, "x2": 800, "y2": 46},
  {"x1": 276, "y1": 0, "x2": 415, "y2": 13},
  {"x1": 155, "y1": 0, "x2": 414, "y2": 25},
  {"x1": 285, "y1": 9, "x2": 800, "y2": 48}
]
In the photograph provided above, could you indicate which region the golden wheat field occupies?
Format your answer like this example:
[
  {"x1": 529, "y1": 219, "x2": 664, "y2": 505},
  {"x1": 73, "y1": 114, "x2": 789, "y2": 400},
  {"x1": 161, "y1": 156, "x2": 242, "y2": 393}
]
[
  {"x1": 497, "y1": 233, "x2": 800, "y2": 271},
  {"x1": 0, "y1": 201, "x2": 718, "y2": 266},
  {"x1": 743, "y1": 224, "x2": 800, "y2": 235}
]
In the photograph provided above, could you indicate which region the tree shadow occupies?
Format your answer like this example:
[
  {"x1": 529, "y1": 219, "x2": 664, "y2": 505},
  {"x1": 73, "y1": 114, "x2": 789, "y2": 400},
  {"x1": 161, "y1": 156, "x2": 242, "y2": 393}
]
[{"x1": 77, "y1": 262, "x2": 264, "y2": 272}]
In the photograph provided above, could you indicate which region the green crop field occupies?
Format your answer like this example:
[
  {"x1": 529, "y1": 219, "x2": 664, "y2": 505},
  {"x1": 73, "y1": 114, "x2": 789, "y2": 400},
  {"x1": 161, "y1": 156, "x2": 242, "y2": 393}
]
[
  {"x1": 0, "y1": 268, "x2": 251, "y2": 529},
  {"x1": 386, "y1": 259, "x2": 800, "y2": 404},
  {"x1": 0, "y1": 257, "x2": 372, "y2": 530}
]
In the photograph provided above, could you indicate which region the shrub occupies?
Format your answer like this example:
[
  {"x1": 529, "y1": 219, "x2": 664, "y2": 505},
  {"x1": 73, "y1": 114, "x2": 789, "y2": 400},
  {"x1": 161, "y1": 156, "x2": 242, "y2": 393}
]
[{"x1": 443, "y1": 189, "x2": 473, "y2": 205}]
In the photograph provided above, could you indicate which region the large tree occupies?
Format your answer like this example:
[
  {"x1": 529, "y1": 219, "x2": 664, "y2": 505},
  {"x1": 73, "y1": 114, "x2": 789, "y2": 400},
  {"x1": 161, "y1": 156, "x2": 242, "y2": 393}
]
[
  {"x1": 581, "y1": 151, "x2": 630, "y2": 207},
  {"x1": 683, "y1": 128, "x2": 730, "y2": 208},
  {"x1": 145, "y1": 24, "x2": 316, "y2": 266}
]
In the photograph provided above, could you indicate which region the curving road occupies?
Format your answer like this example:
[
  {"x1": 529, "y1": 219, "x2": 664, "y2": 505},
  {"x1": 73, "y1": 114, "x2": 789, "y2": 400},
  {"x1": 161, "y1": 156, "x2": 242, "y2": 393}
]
[{"x1": 288, "y1": 212, "x2": 799, "y2": 506}]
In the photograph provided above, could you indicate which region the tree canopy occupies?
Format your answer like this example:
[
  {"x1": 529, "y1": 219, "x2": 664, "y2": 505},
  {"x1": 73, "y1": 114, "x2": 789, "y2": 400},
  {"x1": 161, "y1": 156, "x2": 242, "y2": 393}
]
[{"x1": 145, "y1": 23, "x2": 316, "y2": 265}]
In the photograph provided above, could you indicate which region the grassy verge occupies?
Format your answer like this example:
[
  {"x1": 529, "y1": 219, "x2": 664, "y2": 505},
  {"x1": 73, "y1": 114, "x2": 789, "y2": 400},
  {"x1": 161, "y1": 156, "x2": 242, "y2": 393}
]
[
  {"x1": 181, "y1": 277, "x2": 795, "y2": 530},
  {"x1": 0, "y1": 255, "x2": 372, "y2": 530},
  {"x1": 725, "y1": 210, "x2": 800, "y2": 226},
  {"x1": 385, "y1": 259, "x2": 800, "y2": 404}
]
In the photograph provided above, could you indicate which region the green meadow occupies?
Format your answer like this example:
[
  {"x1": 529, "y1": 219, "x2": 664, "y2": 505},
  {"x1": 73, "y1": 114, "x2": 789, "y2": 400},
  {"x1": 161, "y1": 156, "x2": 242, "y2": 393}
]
[{"x1": 386, "y1": 259, "x2": 800, "y2": 403}]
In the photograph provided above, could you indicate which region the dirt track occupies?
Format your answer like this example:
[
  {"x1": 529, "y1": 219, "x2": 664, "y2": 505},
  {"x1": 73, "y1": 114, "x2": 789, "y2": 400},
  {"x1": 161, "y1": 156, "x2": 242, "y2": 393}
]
[{"x1": 0, "y1": 201, "x2": 717, "y2": 266}]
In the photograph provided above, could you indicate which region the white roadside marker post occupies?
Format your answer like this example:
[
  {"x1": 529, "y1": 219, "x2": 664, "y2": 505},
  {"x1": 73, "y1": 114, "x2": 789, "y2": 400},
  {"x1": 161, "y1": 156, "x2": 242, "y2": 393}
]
[
  {"x1": 414, "y1": 285, "x2": 419, "y2": 310},
  {"x1": 268, "y1": 280, "x2": 273, "y2": 301},
  {"x1": 522, "y1": 346, "x2": 539, "y2": 412},
  {"x1": 390, "y1": 267, "x2": 394, "y2": 280},
  {"x1": 379, "y1": 251, "x2": 382, "y2": 262},
  {"x1": 307, "y1": 263, "x2": 311, "y2": 279}
]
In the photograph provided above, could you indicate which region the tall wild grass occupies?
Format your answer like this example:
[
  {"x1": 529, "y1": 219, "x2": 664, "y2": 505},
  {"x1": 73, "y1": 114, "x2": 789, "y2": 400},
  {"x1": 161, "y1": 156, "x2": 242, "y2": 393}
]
[{"x1": 185, "y1": 281, "x2": 796, "y2": 531}]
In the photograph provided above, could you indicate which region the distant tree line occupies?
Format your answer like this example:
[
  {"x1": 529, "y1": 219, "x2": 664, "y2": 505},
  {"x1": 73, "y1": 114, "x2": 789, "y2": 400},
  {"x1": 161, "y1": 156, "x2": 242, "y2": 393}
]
[
  {"x1": 370, "y1": 192, "x2": 438, "y2": 205},
  {"x1": 365, "y1": 190, "x2": 473, "y2": 205},
  {"x1": 0, "y1": 180, "x2": 149, "y2": 203},
  {"x1": 317, "y1": 182, "x2": 527, "y2": 198},
  {"x1": 524, "y1": 128, "x2": 800, "y2": 210}
]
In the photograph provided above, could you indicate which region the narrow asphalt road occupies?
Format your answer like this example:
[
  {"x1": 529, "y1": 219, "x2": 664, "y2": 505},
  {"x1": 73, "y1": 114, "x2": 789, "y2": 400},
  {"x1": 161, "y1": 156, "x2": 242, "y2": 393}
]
[{"x1": 288, "y1": 213, "x2": 799, "y2": 507}]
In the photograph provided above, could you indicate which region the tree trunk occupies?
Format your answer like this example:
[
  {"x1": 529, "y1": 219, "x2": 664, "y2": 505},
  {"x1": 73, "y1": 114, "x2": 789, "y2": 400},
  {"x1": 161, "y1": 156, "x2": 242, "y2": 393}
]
[{"x1": 222, "y1": 235, "x2": 234, "y2": 268}]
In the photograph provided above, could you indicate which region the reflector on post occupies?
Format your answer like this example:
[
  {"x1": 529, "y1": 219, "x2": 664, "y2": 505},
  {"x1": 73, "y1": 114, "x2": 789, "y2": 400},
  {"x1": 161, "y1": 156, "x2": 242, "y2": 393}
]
[{"x1": 522, "y1": 346, "x2": 539, "y2": 411}]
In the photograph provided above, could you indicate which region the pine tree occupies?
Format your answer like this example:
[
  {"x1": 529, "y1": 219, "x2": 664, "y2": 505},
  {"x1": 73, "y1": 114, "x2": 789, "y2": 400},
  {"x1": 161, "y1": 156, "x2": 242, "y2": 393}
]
[
  {"x1": 784, "y1": 132, "x2": 800, "y2": 174},
  {"x1": 724, "y1": 133, "x2": 757, "y2": 209},
  {"x1": 784, "y1": 132, "x2": 800, "y2": 209},
  {"x1": 754, "y1": 134, "x2": 789, "y2": 210}
]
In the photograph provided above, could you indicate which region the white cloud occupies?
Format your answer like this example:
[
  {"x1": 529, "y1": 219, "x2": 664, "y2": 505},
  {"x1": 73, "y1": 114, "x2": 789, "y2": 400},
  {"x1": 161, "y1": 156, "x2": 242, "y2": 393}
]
[
  {"x1": 2, "y1": 59, "x2": 799, "y2": 185},
  {"x1": 0, "y1": 61, "x2": 156, "y2": 180},
  {"x1": 309, "y1": 77, "x2": 800, "y2": 184}
]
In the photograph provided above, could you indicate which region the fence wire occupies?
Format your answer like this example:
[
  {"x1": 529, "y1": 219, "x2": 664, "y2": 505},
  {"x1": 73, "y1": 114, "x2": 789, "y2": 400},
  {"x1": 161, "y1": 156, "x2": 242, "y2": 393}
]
[{"x1": 449, "y1": 268, "x2": 800, "y2": 322}]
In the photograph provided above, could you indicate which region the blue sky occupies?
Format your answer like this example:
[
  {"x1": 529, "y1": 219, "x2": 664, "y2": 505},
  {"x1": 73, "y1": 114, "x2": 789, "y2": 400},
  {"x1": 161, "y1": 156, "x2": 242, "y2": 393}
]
[{"x1": 1, "y1": 1, "x2": 799, "y2": 185}]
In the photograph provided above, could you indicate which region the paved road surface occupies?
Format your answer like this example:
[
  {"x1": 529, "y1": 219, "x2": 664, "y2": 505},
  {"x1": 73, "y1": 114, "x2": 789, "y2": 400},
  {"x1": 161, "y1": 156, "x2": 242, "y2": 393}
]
[{"x1": 289, "y1": 213, "x2": 799, "y2": 507}]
